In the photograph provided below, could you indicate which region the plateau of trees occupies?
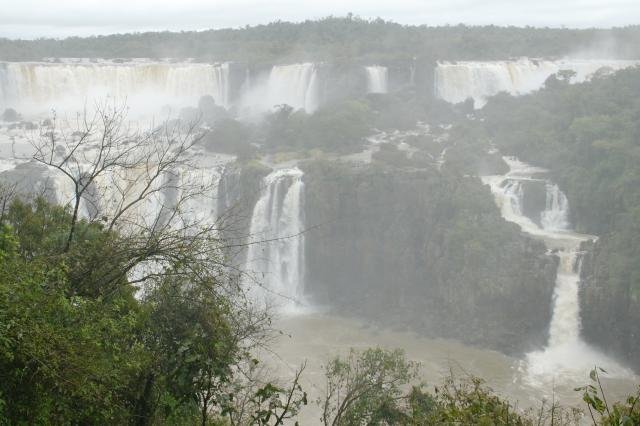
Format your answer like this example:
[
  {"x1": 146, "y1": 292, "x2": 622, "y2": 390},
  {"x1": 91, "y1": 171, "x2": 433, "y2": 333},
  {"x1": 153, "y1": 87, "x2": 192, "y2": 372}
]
[{"x1": 3, "y1": 17, "x2": 640, "y2": 65}]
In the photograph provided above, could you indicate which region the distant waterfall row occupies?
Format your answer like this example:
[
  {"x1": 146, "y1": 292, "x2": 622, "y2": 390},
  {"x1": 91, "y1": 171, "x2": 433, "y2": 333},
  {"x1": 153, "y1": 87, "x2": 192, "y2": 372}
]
[
  {"x1": 435, "y1": 58, "x2": 640, "y2": 108},
  {"x1": 0, "y1": 61, "x2": 398, "y2": 117}
]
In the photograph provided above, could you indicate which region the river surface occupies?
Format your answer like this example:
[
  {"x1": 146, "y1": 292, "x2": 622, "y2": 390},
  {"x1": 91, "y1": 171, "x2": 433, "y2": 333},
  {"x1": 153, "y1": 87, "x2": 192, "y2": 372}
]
[{"x1": 261, "y1": 312, "x2": 637, "y2": 424}]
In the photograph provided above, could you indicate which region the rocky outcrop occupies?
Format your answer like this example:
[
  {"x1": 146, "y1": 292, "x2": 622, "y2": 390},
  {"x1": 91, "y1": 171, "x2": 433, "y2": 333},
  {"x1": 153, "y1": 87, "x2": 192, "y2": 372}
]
[
  {"x1": 580, "y1": 239, "x2": 640, "y2": 372},
  {"x1": 216, "y1": 160, "x2": 271, "y2": 264},
  {"x1": 301, "y1": 159, "x2": 557, "y2": 354}
]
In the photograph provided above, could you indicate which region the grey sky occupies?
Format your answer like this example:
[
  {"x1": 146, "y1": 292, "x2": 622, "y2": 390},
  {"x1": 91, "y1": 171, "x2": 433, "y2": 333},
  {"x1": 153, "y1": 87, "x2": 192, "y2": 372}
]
[{"x1": 1, "y1": 0, "x2": 639, "y2": 39}]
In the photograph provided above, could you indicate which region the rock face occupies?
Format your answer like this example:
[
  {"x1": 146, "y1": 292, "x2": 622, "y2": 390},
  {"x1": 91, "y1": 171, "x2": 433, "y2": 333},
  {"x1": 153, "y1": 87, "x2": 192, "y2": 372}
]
[
  {"x1": 520, "y1": 180, "x2": 547, "y2": 227},
  {"x1": 216, "y1": 161, "x2": 271, "y2": 265},
  {"x1": 219, "y1": 158, "x2": 557, "y2": 354},
  {"x1": 580, "y1": 240, "x2": 640, "y2": 372},
  {"x1": 301, "y1": 160, "x2": 557, "y2": 354}
]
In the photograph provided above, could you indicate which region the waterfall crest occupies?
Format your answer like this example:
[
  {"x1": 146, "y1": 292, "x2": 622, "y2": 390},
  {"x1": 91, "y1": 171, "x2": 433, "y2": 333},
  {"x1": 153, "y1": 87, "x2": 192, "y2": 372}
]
[
  {"x1": 244, "y1": 167, "x2": 306, "y2": 312},
  {"x1": 365, "y1": 66, "x2": 388, "y2": 93},
  {"x1": 0, "y1": 61, "x2": 232, "y2": 114},
  {"x1": 435, "y1": 58, "x2": 640, "y2": 108}
]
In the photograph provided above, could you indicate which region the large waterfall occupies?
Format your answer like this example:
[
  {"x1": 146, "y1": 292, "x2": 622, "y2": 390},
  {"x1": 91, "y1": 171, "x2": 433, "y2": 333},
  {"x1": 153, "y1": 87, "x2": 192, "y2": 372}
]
[
  {"x1": 435, "y1": 58, "x2": 640, "y2": 108},
  {"x1": 482, "y1": 157, "x2": 631, "y2": 385},
  {"x1": 243, "y1": 168, "x2": 306, "y2": 312},
  {"x1": 0, "y1": 61, "x2": 232, "y2": 114},
  {"x1": 240, "y1": 63, "x2": 319, "y2": 114},
  {"x1": 365, "y1": 66, "x2": 388, "y2": 93}
]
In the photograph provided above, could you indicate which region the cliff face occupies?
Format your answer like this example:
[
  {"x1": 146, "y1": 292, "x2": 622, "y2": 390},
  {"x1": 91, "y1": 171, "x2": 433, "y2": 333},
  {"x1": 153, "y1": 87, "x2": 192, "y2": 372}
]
[
  {"x1": 580, "y1": 240, "x2": 640, "y2": 372},
  {"x1": 301, "y1": 160, "x2": 557, "y2": 354},
  {"x1": 219, "y1": 157, "x2": 557, "y2": 354},
  {"x1": 216, "y1": 161, "x2": 271, "y2": 266}
]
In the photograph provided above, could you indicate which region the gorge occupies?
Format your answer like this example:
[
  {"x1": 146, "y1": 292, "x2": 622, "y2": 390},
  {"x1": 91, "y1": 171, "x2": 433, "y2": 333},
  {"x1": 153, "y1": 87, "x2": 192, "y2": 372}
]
[{"x1": 2, "y1": 21, "x2": 640, "y2": 422}]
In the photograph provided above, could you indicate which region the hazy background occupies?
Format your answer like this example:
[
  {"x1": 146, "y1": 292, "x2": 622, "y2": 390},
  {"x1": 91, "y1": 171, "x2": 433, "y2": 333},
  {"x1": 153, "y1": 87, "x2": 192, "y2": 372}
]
[{"x1": 2, "y1": 0, "x2": 640, "y2": 39}]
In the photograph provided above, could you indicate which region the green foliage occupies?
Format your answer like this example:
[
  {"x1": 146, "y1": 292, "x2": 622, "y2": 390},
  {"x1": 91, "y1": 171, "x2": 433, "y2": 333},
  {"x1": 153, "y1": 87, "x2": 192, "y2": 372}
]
[
  {"x1": 249, "y1": 377, "x2": 307, "y2": 425},
  {"x1": 576, "y1": 368, "x2": 640, "y2": 425},
  {"x1": 262, "y1": 100, "x2": 373, "y2": 153},
  {"x1": 409, "y1": 376, "x2": 532, "y2": 425},
  {"x1": 372, "y1": 142, "x2": 413, "y2": 167},
  {"x1": 0, "y1": 216, "x2": 146, "y2": 423},
  {"x1": 303, "y1": 159, "x2": 554, "y2": 352},
  {"x1": 469, "y1": 67, "x2": 640, "y2": 369},
  {"x1": 203, "y1": 118, "x2": 256, "y2": 159},
  {"x1": 320, "y1": 348, "x2": 419, "y2": 425},
  {"x1": 0, "y1": 196, "x2": 277, "y2": 425},
  {"x1": 319, "y1": 348, "x2": 540, "y2": 425},
  {"x1": 4, "y1": 18, "x2": 640, "y2": 65}
]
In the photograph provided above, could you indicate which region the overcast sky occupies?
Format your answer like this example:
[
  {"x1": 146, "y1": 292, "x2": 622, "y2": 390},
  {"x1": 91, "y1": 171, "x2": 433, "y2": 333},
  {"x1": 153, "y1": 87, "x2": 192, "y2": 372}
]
[{"x1": 1, "y1": 0, "x2": 639, "y2": 39}]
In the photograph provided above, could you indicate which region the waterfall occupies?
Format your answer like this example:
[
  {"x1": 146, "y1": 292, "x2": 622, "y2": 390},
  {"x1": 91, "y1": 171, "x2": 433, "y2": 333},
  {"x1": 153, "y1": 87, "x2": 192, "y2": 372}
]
[
  {"x1": 238, "y1": 63, "x2": 320, "y2": 114},
  {"x1": 540, "y1": 183, "x2": 570, "y2": 231},
  {"x1": 267, "y1": 63, "x2": 319, "y2": 112},
  {"x1": 0, "y1": 61, "x2": 232, "y2": 114},
  {"x1": 546, "y1": 250, "x2": 582, "y2": 348},
  {"x1": 163, "y1": 164, "x2": 226, "y2": 231},
  {"x1": 503, "y1": 179, "x2": 525, "y2": 217},
  {"x1": 482, "y1": 156, "x2": 631, "y2": 384},
  {"x1": 81, "y1": 165, "x2": 168, "y2": 230},
  {"x1": 365, "y1": 66, "x2": 388, "y2": 93},
  {"x1": 211, "y1": 62, "x2": 231, "y2": 108},
  {"x1": 244, "y1": 168, "x2": 306, "y2": 312},
  {"x1": 435, "y1": 58, "x2": 640, "y2": 108}
]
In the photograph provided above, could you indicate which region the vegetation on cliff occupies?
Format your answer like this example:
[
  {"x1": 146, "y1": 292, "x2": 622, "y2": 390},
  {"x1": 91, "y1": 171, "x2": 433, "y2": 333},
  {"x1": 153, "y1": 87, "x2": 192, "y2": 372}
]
[
  {"x1": 451, "y1": 67, "x2": 640, "y2": 370},
  {"x1": 301, "y1": 159, "x2": 556, "y2": 353}
]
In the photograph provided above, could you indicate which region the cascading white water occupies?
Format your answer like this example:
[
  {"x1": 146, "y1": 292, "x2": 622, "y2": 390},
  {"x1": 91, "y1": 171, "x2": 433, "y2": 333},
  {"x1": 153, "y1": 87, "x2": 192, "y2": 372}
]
[
  {"x1": 244, "y1": 168, "x2": 306, "y2": 312},
  {"x1": 240, "y1": 63, "x2": 319, "y2": 113},
  {"x1": 435, "y1": 58, "x2": 640, "y2": 108},
  {"x1": 0, "y1": 61, "x2": 232, "y2": 115},
  {"x1": 163, "y1": 159, "x2": 231, "y2": 232},
  {"x1": 482, "y1": 156, "x2": 631, "y2": 385},
  {"x1": 365, "y1": 66, "x2": 388, "y2": 93},
  {"x1": 540, "y1": 183, "x2": 570, "y2": 231},
  {"x1": 269, "y1": 64, "x2": 319, "y2": 112},
  {"x1": 546, "y1": 250, "x2": 582, "y2": 348},
  {"x1": 210, "y1": 62, "x2": 231, "y2": 108},
  {"x1": 503, "y1": 179, "x2": 525, "y2": 217}
]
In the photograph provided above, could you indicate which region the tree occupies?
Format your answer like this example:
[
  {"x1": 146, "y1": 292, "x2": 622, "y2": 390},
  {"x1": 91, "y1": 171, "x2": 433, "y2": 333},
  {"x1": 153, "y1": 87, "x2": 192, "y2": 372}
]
[
  {"x1": 319, "y1": 348, "x2": 418, "y2": 425},
  {"x1": 30, "y1": 102, "x2": 224, "y2": 296},
  {"x1": 0, "y1": 101, "x2": 301, "y2": 424}
]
